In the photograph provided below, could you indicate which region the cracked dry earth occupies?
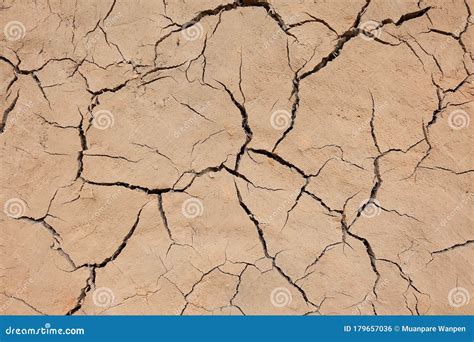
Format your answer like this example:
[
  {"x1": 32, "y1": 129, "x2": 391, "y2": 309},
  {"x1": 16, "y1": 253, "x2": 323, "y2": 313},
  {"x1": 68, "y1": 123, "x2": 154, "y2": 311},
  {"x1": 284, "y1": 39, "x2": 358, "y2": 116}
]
[{"x1": 0, "y1": 0, "x2": 473, "y2": 316}]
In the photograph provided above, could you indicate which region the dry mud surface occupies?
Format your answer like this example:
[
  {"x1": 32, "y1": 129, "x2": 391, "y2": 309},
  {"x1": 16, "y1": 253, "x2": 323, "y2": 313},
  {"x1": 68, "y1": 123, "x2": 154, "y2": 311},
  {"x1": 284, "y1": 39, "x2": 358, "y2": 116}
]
[{"x1": 0, "y1": 0, "x2": 473, "y2": 315}]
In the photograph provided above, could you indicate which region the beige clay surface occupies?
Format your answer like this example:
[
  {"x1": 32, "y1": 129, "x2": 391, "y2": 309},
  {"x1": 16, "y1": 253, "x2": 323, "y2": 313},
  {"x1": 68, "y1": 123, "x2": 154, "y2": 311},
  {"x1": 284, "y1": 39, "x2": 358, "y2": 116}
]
[{"x1": 0, "y1": 0, "x2": 473, "y2": 315}]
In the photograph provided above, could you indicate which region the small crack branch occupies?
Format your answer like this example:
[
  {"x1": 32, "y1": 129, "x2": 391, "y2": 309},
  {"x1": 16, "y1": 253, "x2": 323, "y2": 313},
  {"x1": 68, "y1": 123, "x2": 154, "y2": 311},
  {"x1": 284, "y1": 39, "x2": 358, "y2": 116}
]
[
  {"x1": 0, "y1": 90, "x2": 20, "y2": 134},
  {"x1": 432, "y1": 240, "x2": 474, "y2": 255},
  {"x1": 216, "y1": 80, "x2": 252, "y2": 171},
  {"x1": 67, "y1": 205, "x2": 146, "y2": 314},
  {"x1": 234, "y1": 181, "x2": 318, "y2": 308}
]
